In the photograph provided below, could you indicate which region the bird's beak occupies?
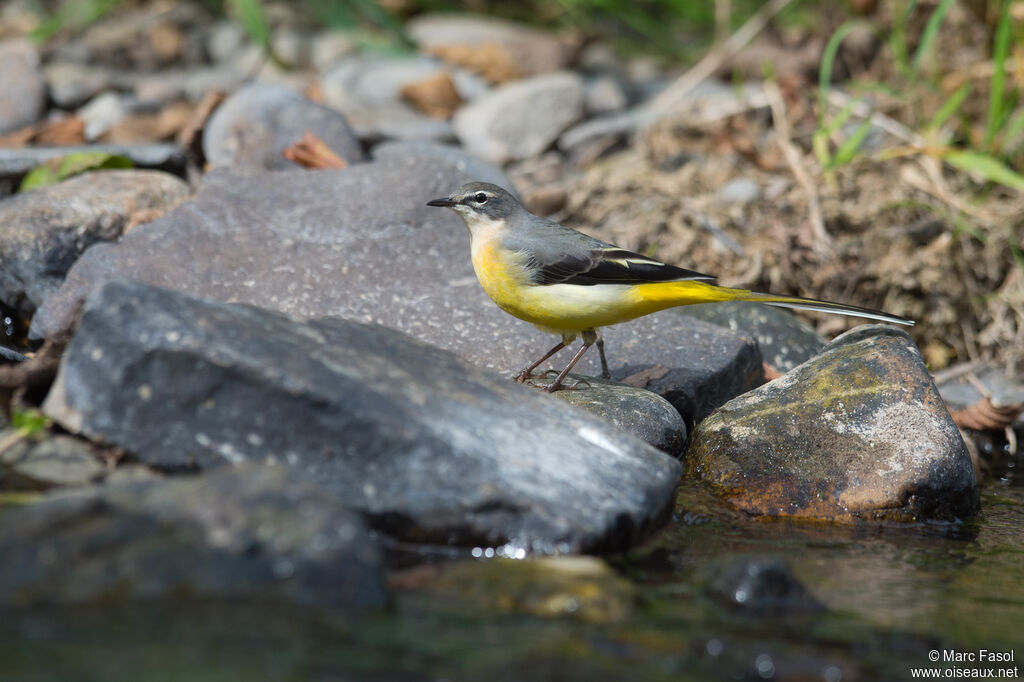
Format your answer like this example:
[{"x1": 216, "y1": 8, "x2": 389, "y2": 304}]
[{"x1": 426, "y1": 197, "x2": 456, "y2": 207}]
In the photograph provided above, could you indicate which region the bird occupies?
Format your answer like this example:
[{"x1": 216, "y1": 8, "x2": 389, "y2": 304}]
[{"x1": 427, "y1": 181, "x2": 914, "y2": 392}]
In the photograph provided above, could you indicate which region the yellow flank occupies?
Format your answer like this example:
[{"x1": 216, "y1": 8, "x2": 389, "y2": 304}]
[{"x1": 470, "y1": 242, "x2": 763, "y2": 335}]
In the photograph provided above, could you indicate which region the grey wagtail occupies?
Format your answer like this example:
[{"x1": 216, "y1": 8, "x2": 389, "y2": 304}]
[{"x1": 428, "y1": 182, "x2": 914, "y2": 392}]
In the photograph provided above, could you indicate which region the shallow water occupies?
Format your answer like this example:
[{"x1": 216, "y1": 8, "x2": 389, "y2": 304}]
[{"x1": 2, "y1": 462, "x2": 1021, "y2": 682}]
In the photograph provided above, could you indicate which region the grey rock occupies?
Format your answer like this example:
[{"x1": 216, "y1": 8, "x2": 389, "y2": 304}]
[
  {"x1": 203, "y1": 83, "x2": 364, "y2": 170},
  {"x1": 935, "y1": 362, "x2": 1024, "y2": 413},
  {"x1": 269, "y1": 27, "x2": 310, "y2": 69},
  {"x1": 584, "y1": 76, "x2": 628, "y2": 116},
  {"x1": 0, "y1": 170, "x2": 189, "y2": 317},
  {"x1": 44, "y1": 62, "x2": 115, "y2": 108},
  {"x1": 454, "y1": 72, "x2": 585, "y2": 164},
  {"x1": 44, "y1": 281, "x2": 683, "y2": 552},
  {"x1": 0, "y1": 432, "x2": 105, "y2": 489},
  {"x1": 320, "y1": 56, "x2": 455, "y2": 142},
  {"x1": 407, "y1": 13, "x2": 574, "y2": 77},
  {"x1": 716, "y1": 177, "x2": 762, "y2": 205},
  {"x1": 0, "y1": 40, "x2": 46, "y2": 134},
  {"x1": 78, "y1": 92, "x2": 129, "y2": 141},
  {"x1": 0, "y1": 464, "x2": 387, "y2": 608},
  {"x1": 0, "y1": 144, "x2": 188, "y2": 183},
  {"x1": 686, "y1": 326, "x2": 980, "y2": 521},
  {"x1": 310, "y1": 30, "x2": 358, "y2": 72},
  {"x1": 676, "y1": 301, "x2": 825, "y2": 373},
  {"x1": 205, "y1": 20, "x2": 247, "y2": 63},
  {"x1": 530, "y1": 375, "x2": 687, "y2": 455},
  {"x1": 30, "y1": 156, "x2": 764, "y2": 428},
  {"x1": 709, "y1": 556, "x2": 825, "y2": 614}
]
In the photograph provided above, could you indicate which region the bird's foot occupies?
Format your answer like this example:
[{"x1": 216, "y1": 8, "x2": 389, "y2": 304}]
[
  {"x1": 513, "y1": 369, "x2": 535, "y2": 383},
  {"x1": 538, "y1": 373, "x2": 592, "y2": 393}
]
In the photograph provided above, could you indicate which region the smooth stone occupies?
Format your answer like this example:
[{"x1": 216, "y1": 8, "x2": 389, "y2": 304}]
[
  {"x1": 708, "y1": 556, "x2": 825, "y2": 614},
  {"x1": 203, "y1": 83, "x2": 364, "y2": 170},
  {"x1": 686, "y1": 326, "x2": 980, "y2": 521},
  {"x1": 43, "y1": 281, "x2": 683, "y2": 553},
  {"x1": 77, "y1": 92, "x2": 129, "y2": 141},
  {"x1": 527, "y1": 374, "x2": 687, "y2": 456},
  {"x1": 0, "y1": 40, "x2": 46, "y2": 134},
  {"x1": 675, "y1": 301, "x2": 825, "y2": 372},
  {"x1": 370, "y1": 140, "x2": 513, "y2": 191},
  {"x1": 584, "y1": 75, "x2": 628, "y2": 116},
  {"x1": 44, "y1": 62, "x2": 115, "y2": 108},
  {"x1": 407, "y1": 13, "x2": 574, "y2": 77},
  {"x1": 0, "y1": 432, "x2": 104, "y2": 489},
  {"x1": 0, "y1": 144, "x2": 187, "y2": 182},
  {"x1": 934, "y1": 362, "x2": 1024, "y2": 413},
  {"x1": 454, "y1": 72, "x2": 584, "y2": 164},
  {"x1": 0, "y1": 464, "x2": 387, "y2": 608},
  {"x1": 30, "y1": 154, "x2": 763, "y2": 427},
  {"x1": 310, "y1": 30, "x2": 358, "y2": 72},
  {"x1": 716, "y1": 177, "x2": 762, "y2": 205},
  {"x1": 0, "y1": 170, "x2": 189, "y2": 317},
  {"x1": 320, "y1": 56, "x2": 457, "y2": 142}
]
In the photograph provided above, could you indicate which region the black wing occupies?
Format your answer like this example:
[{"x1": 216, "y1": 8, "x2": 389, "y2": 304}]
[{"x1": 532, "y1": 247, "x2": 716, "y2": 286}]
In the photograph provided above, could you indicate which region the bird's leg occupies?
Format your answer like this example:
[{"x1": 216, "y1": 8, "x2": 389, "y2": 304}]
[
  {"x1": 593, "y1": 334, "x2": 611, "y2": 380},
  {"x1": 543, "y1": 341, "x2": 593, "y2": 393},
  {"x1": 513, "y1": 340, "x2": 567, "y2": 383}
]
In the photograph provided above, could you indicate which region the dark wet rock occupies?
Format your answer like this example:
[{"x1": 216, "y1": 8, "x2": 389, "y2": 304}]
[
  {"x1": 0, "y1": 432, "x2": 104, "y2": 489},
  {"x1": 676, "y1": 301, "x2": 825, "y2": 373},
  {"x1": 0, "y1": 346, "x2": 26, "y2": 364},
  {"x1": 0, "y1": 144, "x2": 188, "y2": 183},
  {"x1": 320, "y1": 56, "x2": 457, "y2": 142},
  {"x1": 0, "y1": 40, "x2": 46, "y2": 134},
  {"x1": 417, "y1": 556, "x2": 635, "y2": 623},
  {"x1": 0, "y1": 464, "x2": 387, "y2": 608},
  {"x1": 526, "y1": 375, "x2": 687, "y2": 455},
  {"x1": 709, "y1": 556, "x2": 825, "y2": 614},
  {"x1": 686, "y1": 326, "x2": 980, "y2": 521},
  {"x1": 407, "y1": 14, "x2": 575, "y2": 78},
  {"x1": 0, "y1": 170, "x2": 189, "y2": 317},
  {"x1": 203, "y1": 83, "x2": 365, "y2": 170},
  {"x1": 454, "y1": 72, "x2": 584, "y2": 164},
  {"x1": 30, "y1": 156, "x2": 763, "y2": 427},
  {"x1": 43, "y1": 281, "x2": 683, "y2": 553},
  {"x1": 44, "y1": 62, "x2": 115, "y2": 109}
]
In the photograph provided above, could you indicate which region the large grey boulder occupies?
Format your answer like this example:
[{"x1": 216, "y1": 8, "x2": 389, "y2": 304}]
[
  {"x1": 0, "y1": 464, "x2": 387, "y2": 608},
  {"x1": 686, "y1": 326, "x2": 979, "y2": 521},
  {"x1": 0, "y1": 170, "x2": 189, "y2": 316},
  {"x1": 43, "y1": 281, "x2": 683, "y2": 553},
  {"x1": 203, "y1": 83, "x2": 365, "y2": 169}
]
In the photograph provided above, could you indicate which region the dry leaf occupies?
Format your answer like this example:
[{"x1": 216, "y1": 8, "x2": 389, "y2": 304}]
[
  {"x1": 620, "y1": 364, "x2": 670, "y2": 388},
  {"x1": 400, "y1": 71, "x2": 463, "y2": 119},
  {"x1": 282, "y1": 131, "x2": 347, "y2": 170},
  {"x1": 103, "y1": 102, "x2": 193, "y2": 144},
  {"x1": 763, "y1": 363, "x2": 783, "y2": 380},
  {"x1": 176, "y1": 90, "x2": 227, "y2": 150},
  {"x1": 427, "y1": 42, "x2": 520, "y2": 84}
]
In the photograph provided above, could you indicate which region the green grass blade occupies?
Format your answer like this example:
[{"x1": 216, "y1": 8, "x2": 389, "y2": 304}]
[
  {"x1": 944, "y1": 150, "x2": 1024, "y2": 191},
  {"x1": 912, "y1": 0, "x2": 956, "y2": 69},
  {"x1": 228, "y1": 0, "x2": 270, "y2": 50},
  {"x1": 925, "y1": 83, "x2": 971, "y2": 134},
  {"x1": 828, "y1": 118, "x2": 874, "y2": 168},
  {"x1": 818, "y1": 20, "x2": 872, "y2": 122},
  {"x1": 985, "y1": 0, "x2": 1012, "y2": 151}
]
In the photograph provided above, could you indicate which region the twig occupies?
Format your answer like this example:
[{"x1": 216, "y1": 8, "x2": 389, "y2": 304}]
[
  {"x1": 650, "y1": 0, "x2": 795, "y2": 114},
  {"x1": 764, "y1": 80, "x2": 833, "y2": 254}
]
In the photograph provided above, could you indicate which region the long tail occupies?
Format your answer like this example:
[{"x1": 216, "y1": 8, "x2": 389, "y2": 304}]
[
  {"x1": 630, "y1": 280, "x2": 915, "y2": 326},
  {"x1": 739, "y1": 290, "x2": 914, "y2": 326}
]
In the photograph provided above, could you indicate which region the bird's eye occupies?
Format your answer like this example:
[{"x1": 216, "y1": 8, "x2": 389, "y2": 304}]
[{"x1": 473, "y1": 192, "x2": 488, "y2": 204}]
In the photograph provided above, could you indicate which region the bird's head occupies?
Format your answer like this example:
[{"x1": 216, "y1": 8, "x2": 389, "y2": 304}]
[{"x1": 427, "y1": 182, "x2": 521, "y2": 227}]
